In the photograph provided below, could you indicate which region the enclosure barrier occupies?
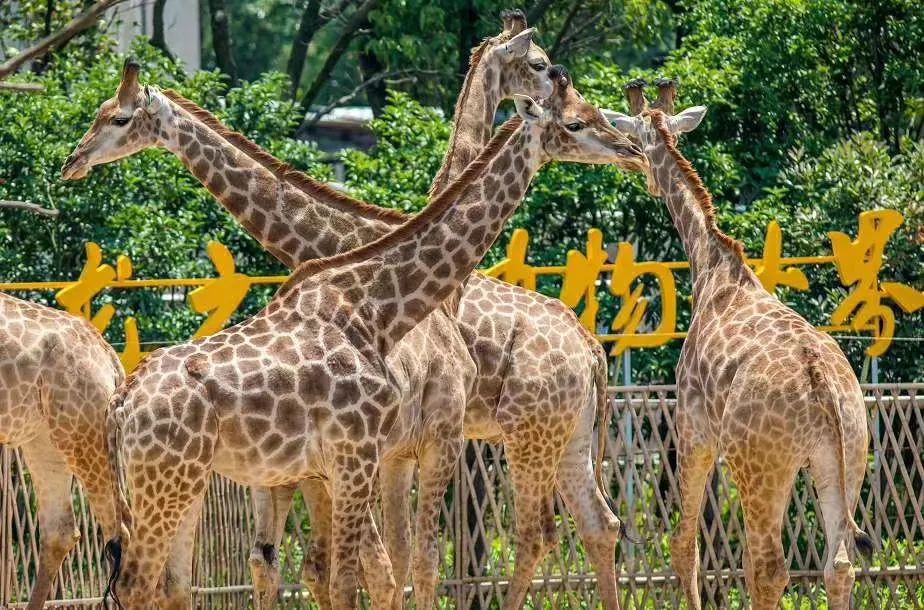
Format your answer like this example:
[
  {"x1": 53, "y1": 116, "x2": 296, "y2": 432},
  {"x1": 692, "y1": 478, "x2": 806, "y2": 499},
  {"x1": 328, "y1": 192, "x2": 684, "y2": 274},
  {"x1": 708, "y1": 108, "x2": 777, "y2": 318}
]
[{"x1": 1, "y1": 383, "x2": 921, "y2": 609}]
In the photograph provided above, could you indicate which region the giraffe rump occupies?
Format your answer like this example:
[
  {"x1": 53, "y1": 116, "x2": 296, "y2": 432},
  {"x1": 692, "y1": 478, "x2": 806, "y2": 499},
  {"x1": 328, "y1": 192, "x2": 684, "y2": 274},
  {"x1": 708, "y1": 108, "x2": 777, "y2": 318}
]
[{"x1": 647, "y1": 109, "x2": 745, "y2": 260}]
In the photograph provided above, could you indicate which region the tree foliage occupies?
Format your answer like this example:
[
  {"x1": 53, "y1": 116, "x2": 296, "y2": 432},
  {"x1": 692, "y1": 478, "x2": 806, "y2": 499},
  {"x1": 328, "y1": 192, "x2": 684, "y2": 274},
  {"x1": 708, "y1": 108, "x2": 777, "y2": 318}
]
[{"x1": 0, "y1": 0, "x2": 920, "y2": 380}]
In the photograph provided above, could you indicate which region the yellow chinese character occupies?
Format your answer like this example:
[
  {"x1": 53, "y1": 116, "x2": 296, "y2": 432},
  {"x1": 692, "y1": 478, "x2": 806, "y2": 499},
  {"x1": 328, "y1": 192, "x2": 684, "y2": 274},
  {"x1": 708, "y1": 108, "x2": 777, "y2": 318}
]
[
  {"x1": 559, "y1": 228, "x2": 609, "y2": 330},
  {"x1": 607, "y1": 242, "x2": 678, "y2": 356},
  {"x1": 483, "y1": 228, "x2": 537, "y2": 290},
  {"x1": 829, "y1": 210, "x2": 923, "y2": 357},
  {"x1": 755, "y1": 221, "x2": 809, "y2": 293},
  {"x1": 56, "y1": 242, "x2": 133, "y2": 333},
  {"x1": 119, "y1": 317, "x2": 143, "y2": 372},
  {"x1": 188, "y1": 241, "x2": 253, "y2": 338}
]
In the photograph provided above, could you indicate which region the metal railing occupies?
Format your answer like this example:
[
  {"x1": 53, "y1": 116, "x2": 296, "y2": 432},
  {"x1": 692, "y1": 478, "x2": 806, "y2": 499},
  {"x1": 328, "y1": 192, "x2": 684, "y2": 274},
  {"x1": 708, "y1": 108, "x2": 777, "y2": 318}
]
[{"x1": 1, "y1": 384, "x2": 921, "y2": 608}]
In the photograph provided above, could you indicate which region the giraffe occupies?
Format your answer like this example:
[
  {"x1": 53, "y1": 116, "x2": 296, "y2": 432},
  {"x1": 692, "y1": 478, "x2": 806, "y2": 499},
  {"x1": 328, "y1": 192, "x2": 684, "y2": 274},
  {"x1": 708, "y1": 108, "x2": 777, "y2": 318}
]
[
  {"x1": 64, "y1": 62, "x2": 647, "y2": 610},
  {"x1": 63, "y1": 60, "x2": 477, "y2": 610},
  {"x1": 63, "y1": 13, "x2": 631, "y2": 609},
  {"x1": 0, "y1": 205, "x2": 126, "y2": 610},
  {"x1": 604, "y1": 79, "x2": 873, "y2": 609}
]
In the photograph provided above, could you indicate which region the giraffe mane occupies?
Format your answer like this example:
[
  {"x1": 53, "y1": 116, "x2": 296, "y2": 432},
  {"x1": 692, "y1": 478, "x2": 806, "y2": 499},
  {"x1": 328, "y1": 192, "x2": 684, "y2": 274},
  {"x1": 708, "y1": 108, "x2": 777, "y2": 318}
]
[
  {"x1": 428, "y1": 34, "x2": 501, "y2": 198},
  {"x1": 647, "y1": 109, "x2": 745, "y2": 260},
  {"x1": 160, "y1": 89, "x2": 408, "y2": 225},
  {"x1": 276, "y1": 116, "x2": 524, "y2": 299}
]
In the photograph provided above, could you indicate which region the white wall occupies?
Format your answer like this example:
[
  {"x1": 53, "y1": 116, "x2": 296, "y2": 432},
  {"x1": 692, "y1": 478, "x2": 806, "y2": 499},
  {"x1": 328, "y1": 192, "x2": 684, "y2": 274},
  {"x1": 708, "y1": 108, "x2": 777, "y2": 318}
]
[{"x1": 111, "y1": 0, "x2": 200, "y2": 73}]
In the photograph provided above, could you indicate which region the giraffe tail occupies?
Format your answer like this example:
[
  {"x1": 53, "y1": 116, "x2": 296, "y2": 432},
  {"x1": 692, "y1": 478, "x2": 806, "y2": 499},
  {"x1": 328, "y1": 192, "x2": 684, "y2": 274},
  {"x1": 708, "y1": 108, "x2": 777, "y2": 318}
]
[
  {"x1": 592, "y1": 343, "x2": 611, "y2": 502},
  {"x1": 808, "y1": 353, "x2": 875, "y2": 561},
  {"x1": 103, "y1": 387, "x2": 130, "y2": 610}
]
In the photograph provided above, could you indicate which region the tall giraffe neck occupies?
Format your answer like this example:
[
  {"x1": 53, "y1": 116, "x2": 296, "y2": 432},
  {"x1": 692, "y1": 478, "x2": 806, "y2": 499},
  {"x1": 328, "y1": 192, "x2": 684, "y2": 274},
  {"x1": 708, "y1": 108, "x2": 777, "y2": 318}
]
[
  {"x1": 280, "y1": 120, "x2": 540, "y2": 353},
  {"x1": 160, "y1": 93, "x2": 401, "y2": 269},
  {"x1": 430, "y1": 43, "x2": 502, "y2": 195},
  {"x1": 646, "y1": 115, "x2": 759, "y2": 306}
]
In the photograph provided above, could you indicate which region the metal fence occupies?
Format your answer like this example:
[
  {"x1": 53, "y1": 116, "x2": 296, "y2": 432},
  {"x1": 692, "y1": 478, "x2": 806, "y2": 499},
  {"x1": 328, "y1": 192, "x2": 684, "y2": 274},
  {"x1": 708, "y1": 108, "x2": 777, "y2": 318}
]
[{"x1": 1, "y1": 384, "x2": 921, "y2": 609}]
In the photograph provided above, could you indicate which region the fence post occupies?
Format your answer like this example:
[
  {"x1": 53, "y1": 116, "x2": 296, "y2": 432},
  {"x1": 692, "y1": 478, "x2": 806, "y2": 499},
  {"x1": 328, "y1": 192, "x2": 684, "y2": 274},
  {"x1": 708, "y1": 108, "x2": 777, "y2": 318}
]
[
  {"x1": 1, "y1": 447, "x2": 8, "y2": 607},
  {"x1": 622, "y1": 351, "x2": 635, "y2": 564}
]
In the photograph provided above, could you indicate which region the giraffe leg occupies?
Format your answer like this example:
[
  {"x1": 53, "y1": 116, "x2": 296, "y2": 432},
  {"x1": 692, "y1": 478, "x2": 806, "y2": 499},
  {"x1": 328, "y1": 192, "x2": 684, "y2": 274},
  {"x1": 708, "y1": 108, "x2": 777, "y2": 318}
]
[
  {"x1": 501, "y1": 445, "x2": 563, "y2": 610},
  {"x1": 359, "y1": 506, "x2": 397, "y2": 609},
  {"x1": 411, "y1": 438, "x2": 463, "y2": 610},
  {"x1": 156, "y1": 494, "x2": 206, "y2": 610},
  {"x1": 727, "y1": 454, "x2": 797, "y2": 610},
  {"x1": 249, "y1": 484, "x2": 297, "y2": 610},
  {"x1": 328, "y1": 452, "x2": 394, "y2": 610},
  {"x1": 300, "y1": 479, "x2": 333, "y2": 610},
  {"x1": 556, "y1": 399, "x2": 622, "y2": 610},
  {"x1": 809, "y1": 427, "x2": 868, "y2": 610},
  {"x1": 670, "y1": 407, "x2": 717, "y2": 610},
  {"x1": 113, "y1": 394, "x2": 216, "y2": 609},
  {"x1": 379, "y1": 458, "x2": 414, "y2": 610},
  {"x1": 20, "y1": 435, "x2": 81, "y2": 610}
]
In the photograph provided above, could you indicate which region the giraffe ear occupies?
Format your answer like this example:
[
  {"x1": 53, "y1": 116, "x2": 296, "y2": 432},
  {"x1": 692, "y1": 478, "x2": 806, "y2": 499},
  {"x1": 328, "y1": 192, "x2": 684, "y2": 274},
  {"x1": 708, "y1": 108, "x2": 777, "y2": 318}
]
[
  {"x1": 668, "y1": 105, "x2": 707, "y2": 134},
  {"x1": 142, "y1": 85, "x2": 162, "y2": 115},
  {"x1": 601, "y1": 109, "x2": 639, "y2": 138},
  {"x1": 514, "y1": 94, "x2": 543, "y2": 122},
  {"x1": 498, "y1": 28, "x2": 535, "y2": 61}
]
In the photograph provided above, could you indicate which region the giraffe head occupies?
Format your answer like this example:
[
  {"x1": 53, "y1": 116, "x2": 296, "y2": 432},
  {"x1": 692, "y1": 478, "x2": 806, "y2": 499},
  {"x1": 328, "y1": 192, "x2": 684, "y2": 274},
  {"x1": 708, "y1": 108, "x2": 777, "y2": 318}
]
[
  {"x1": 601, "y1": 78, "x2": 707, "y2": 194},
  {"x1": 62, "y1": 60, "x2": 170, "y2": 180},
  {"x1": 513, "y1": 66, "x2": 648, "y2": 172},
  {"x1": 479, "y1": 9, "x2": 554, "y2": 101}
]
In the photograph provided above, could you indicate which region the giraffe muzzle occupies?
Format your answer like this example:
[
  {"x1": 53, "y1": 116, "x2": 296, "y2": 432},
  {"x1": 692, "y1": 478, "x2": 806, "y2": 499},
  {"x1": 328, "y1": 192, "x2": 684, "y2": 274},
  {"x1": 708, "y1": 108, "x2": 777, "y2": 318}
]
[{"x1": 61, "y1": 153, "x2": 90, "y2": 181}]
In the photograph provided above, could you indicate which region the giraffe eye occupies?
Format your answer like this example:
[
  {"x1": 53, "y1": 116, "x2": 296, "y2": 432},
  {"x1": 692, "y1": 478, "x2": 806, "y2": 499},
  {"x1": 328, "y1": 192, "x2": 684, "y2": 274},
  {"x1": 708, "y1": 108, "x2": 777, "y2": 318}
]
[
  {"x1": 530, "y1": 61, "x2": 547, "y2": 72},
  {"x1": 565, "y1": 122, "x2": 584, "y2": 132},
  {"x1": 112, "y1": 116, "x2": 131, "y2": 127}
]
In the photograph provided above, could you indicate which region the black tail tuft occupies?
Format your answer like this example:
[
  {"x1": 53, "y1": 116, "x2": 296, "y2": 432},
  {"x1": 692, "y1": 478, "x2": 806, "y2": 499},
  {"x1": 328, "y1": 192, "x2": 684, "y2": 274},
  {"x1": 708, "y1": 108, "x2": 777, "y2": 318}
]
[
  {"x1": 855, "y1": 529, "x2": 876, "y2": 559},
  {"x1": 103, "y1": 538, "x2": 124, "y2": 609}
]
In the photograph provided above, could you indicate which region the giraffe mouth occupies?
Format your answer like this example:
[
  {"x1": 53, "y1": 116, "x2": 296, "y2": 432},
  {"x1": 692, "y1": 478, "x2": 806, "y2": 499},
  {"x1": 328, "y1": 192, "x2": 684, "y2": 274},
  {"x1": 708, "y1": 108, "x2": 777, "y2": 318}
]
[{"x1": 61, "y1": 154, "x2": 90, "y2": 181}]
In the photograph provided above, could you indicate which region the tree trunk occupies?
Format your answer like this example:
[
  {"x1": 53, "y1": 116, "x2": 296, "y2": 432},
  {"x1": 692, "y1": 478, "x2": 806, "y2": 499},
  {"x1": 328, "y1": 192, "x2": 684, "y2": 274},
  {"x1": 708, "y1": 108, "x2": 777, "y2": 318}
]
[
  {"x1": 457, "y1": 0, "x2": 477, "y2": 99},
  {"x1": 31, "y1": 0, "x2": 56, "y2": 73},
  {"x1": 358, "y1": 43, "x2": 386, "y2": 117},
  {"x1": 299, "y1": 0, "x2": 380, "y2": 116},
  {"x1": 286, "y1": 0, "x2": 325, "y2": 99},
  {"x1": 207, "y1": 0, "x2": 237, "y2": 82},
  {"x1": 151, "y1": 0, "x2": 174, "y2": 61}
]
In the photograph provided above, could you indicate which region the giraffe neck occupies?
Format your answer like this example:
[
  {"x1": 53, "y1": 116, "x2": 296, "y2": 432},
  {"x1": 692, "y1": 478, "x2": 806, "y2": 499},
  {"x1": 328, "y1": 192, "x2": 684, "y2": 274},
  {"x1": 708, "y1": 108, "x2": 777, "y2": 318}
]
[
  {"x1": 280, "y1": 120, "x2": 540, "y2": 353},
  {"x1": 646, "y1": 126, "x2": 759, "y2": 308},
  {"x1": 159, "y1": 93, "x2": 400, "y2": 269},
  {"x1": 430, "y1": 48, "x2": 502, "y2": 194}
]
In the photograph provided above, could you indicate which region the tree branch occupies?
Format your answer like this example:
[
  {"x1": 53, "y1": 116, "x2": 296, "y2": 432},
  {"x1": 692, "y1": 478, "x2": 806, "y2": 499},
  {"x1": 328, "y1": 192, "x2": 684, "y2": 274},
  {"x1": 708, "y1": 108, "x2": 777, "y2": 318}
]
[
  {"x1": 526, "y1": 0, "x2": 557, "y2": 26},
  {"x1": 303, "y1": 70, "x2": 417, "y2": 128},
  {"x1": 0, "y1": 82, "x2": 45, "y2": 93},
  {"x1": 286, "y1": 0, "x2": 327, "y2": 99},
  {"x1": 0, "y1": 0, "x2": 129, "y2": 81},
  {"x1": 549, "y1": 2, "x2": 581, "y2": 58},
  {"x1": 299, "y1": 0, "x2": 381, "y2": 115},
  {"x1": 0, "y1": 201, "x2": 60, "y2": 218}
]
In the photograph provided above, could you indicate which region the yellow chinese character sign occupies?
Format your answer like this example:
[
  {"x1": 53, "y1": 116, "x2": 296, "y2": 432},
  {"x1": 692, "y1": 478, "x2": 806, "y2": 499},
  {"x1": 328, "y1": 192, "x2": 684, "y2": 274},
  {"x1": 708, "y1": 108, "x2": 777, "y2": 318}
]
[{"x1": 0, "y1": 210, "x2": 917, "y2": 372}]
